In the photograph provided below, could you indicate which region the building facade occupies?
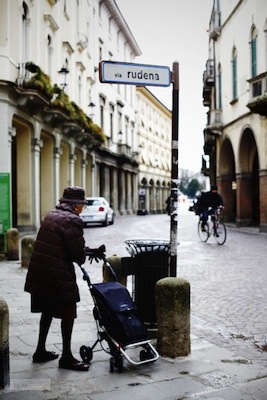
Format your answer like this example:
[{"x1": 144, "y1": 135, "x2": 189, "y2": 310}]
[
  {"x1": 0, "y1": 0, "x2": 171, "y2": 240},
  {"x1": 136, "y1": 87, "x2": 171, "y2": 214},
  {"x1": 202, "y1": 0, "x2": 267, "y2": 231}
]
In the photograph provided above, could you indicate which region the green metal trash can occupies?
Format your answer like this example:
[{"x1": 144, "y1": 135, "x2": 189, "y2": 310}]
[{"x1": 124, "y1": 239, "x2": 170, "y2": 326}]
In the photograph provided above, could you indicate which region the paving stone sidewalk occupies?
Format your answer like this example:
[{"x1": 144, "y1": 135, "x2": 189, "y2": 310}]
[{"x1": 0, "y1": 256, "x2": 267, "y2": 400}]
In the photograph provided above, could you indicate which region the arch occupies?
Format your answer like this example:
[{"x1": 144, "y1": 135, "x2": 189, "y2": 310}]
[
  {"x1": 218, "y1": 137, "x2": 236, "y2": 222},
  {"x1": 239, "y1": 126, "x2": 258, "y2": 172},
  {"x1": 237, "y1": 127, "x2": 259, "y2": 225}
]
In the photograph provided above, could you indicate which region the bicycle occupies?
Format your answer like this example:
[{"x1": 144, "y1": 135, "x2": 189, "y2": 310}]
[{"x1": 198, "y1": 206, "x2": 227, "y2": 245}]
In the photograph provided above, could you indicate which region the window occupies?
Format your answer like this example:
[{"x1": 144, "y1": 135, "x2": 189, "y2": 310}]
[
  {"x1": 125, "y1": 116, "x2": 129, "y2": 145},
  {"x1": 232, "y1": 47, "x2": 237, "y2": 100},
  {"x1": 47, "y1": 35, "x2": 52, "y2": 76},
  {"x1": 99, "y1": 1, "x2": 103, "y2": 20},
  {"x1": 217, "y1": 64, "x2": 222, "y2": 109},
  {"x1": 78, "y1": 76, "x2": 82, "y2": 104},
  {"x1": 22, "y1": 2, "x2": 29, "y2": 62},
  {"x1": 110, "y1": 104, "x2": 114, "y2": 142},
  {"x1": 100, "y1": 95, "x2": 106, "y2": 129},
  {"x1": 251, "y1": 26, "x2": 257, "y2": 78},
  {"x1": 108, "y1": 17, "x2": 112, "y2": 35}
]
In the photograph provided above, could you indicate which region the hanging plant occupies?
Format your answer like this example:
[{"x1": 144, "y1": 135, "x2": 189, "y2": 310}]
[
  {"x1": 89, "y1": 123, "x2": 105, "y2": 144},
  {"x1": 25, "y1": 61, "x2": 39, "y2": 73},
  {"x1": 23, "y1": 63, "x2": 54, "y2": 99},
  {"x1": 70, "y1": 101, "x2": 91, "y2": 129},
  {"x1": 50, "y1": 86, "x2": 75, "y2": 116}
]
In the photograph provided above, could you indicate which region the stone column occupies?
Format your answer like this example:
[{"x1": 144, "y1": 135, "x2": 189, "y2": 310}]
[
  {"x1": 31, "y1": 136, "x2": 42, "y2": 230},
  {"x1": 6, "y1": 228, "x2": 19, "y2": 261},
  {"x1": 112, "y1": 168, "x2": 119, "y2": 214},
  {"x1": 0, "y1": 297, "x2": 9, "y2": 389},
  {"x1": 156, "y1": 277, "x2": 190, "y2": 358},
  {"x1": 126, "y1": 172, "x2": 132, "y2": 214},
  {"x1": 259, "y1": 169, "x2": 267, "y2": 232},
  {"x1": 21, "y1": 236, "x2": 35, "y2": 268},
  {"x1": 119, "y1": 170, "x2": 126, "y2": 214},
  {"x1": 54, "y1": 144, "x2": 62, "y2": 204}
]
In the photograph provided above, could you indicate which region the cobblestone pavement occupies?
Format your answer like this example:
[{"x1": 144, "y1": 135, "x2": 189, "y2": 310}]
[
  {"x1": 83, "y1": 202, "x2": 267, "y2": 367},
  {"x1": 0, "y1": 202, "x2": 266, "y2": 399}
]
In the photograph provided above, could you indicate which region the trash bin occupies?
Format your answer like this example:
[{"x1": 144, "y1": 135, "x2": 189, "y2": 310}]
[{"x1": 124, "y1": 239, "x2": 170, "y2": 326}]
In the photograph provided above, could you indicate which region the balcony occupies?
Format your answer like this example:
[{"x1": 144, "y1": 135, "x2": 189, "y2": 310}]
[
  {"x1": 13, "y1": 62, "x2": 105, "y2": 148},
  {"x1": 14, "y1": 86, "x2": 51, "y2": 115},
  {"x1": 203, "y1": 128, "x2": 216, "y2": 156},
  {"x1": 203, "y1": 59, "x2": 215, "y2": 86},
  {"x1": 209, "y1": 9, "x2": 221, "y2": 41},
  {"x1": 246, "y1": 72, "x2": 267, "y2": 116},
  {"x1": 202, "y1": 59, "x2": 214, "y2": 107},
  {"x1": 201, "y1": 155, "x2": 210, "y2": 177},
  {"x1": 14, "y1": 62, "x2": 53, "y2": 114},
  {"x1": 206, "y1": 109, "x2": 223, "y2": 133},
  {"x1": 203, "y1": 85, "x2": 212, "y2": 107}
]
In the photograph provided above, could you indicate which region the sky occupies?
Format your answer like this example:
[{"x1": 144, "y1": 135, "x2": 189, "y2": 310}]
[{"x1": 115, "y1": 0, "x2": 213, "y2": 173}]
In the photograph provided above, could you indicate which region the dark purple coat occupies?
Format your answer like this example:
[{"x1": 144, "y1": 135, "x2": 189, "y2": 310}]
[{"x1": 24, "y1": 202, "x2": 86, "y2": 304}]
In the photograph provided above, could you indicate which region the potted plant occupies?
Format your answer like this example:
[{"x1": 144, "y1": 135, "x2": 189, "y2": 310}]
[{"x1": 23, "y1": 62, "x2": 54, "y2": 100}]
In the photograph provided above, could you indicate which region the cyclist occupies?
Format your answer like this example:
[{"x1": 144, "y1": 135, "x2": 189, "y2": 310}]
[{"x1": 196, "y1": 185, "x2": 224, "y2": 231}]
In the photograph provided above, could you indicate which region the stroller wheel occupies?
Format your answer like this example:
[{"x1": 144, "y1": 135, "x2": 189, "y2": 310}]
[
  {"x1": 140, "y1": 349, "x2": 148, "y2": 361},
  {"x1": 80, "y1": 345, "x2": 93, "y2": 363},
  {"x1": 140, "y1": 347, "x2": 154, "y2": 361}
]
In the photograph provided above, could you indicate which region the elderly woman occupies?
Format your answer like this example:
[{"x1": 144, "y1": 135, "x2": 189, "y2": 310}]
[{"x1": 25, "y1": 186, "x2": 98, "y2": 371}]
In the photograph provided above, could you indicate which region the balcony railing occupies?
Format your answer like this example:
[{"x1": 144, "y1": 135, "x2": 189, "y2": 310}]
[
  {"x1": 247, "y1": 72, "x2": 267, "y2": 116},
  {"x1": 202, "y1": 59, "x2": 214, "y2": 107},
  {"x1": 207, "y1": 109, "x2": 223, "y2": 132},
  {"x1": 209, "y1": 9, "x2": 221, "y2": 41},
  {"x1": 203, "y1": 59, "x2": 215, "y2": 86},
  {"x1": 201, "y1": 155, "x2": 210, "y2": 177}
]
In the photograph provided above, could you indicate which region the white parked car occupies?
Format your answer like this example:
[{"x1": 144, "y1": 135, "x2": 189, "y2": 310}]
[{"x1": 80, "y1": 197, "x2": 115, "y2": 227}]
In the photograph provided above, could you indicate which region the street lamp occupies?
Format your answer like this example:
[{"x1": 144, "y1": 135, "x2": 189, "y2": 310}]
[
  {"x1": 88, "y1": 101, "x2": 96, "y2": 119},
  {"x1": 58, "y1": 64, "x2": 69, "y2": 89}
]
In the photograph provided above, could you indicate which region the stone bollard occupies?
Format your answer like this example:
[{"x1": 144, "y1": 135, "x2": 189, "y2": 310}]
[
  {"x1": 6, "y1": 228, "x2": 19, "y2": 261},
  {"x1": 102, "y1": 255, "x2": 127, "y2": 286},
  {"x1": 21, "y1": 236, "x2": 35, "y2": 268},
  {"x1": 156, "y1": 277, "x2": 190, "y2": 358},
  {"x1": 0, "y1": 297, "x2": 10, "y2": 389}
]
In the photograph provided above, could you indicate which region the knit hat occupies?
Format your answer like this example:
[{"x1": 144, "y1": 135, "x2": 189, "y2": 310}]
[{"x1": 59, "y1": 186, "x2": 87, "y2": 204}]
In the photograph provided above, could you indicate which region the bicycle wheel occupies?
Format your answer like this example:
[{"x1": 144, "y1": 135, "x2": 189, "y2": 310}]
[
  {"x1": 198, "y1": 220, "x2": 209, "y2": 242},
  {"x1": 215, "y1": 220, "x2": 227, "y2": 245}
]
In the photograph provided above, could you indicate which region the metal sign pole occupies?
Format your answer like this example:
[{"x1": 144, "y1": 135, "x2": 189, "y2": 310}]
[{"x1": 169, "y1": 62, "x2": 179, "y2": 277}]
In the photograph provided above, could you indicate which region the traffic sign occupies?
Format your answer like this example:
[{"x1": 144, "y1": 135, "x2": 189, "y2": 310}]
[{"x1": 99, "y1": 61, "x2": 171, "y2": 87}]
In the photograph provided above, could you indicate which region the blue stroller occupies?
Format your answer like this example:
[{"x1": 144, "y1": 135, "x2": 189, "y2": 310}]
[{"x1": 79, "y1": 248, "x2": 159, "y2": 372}]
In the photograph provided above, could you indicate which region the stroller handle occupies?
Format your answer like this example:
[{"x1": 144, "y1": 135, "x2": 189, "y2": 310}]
[{"x1": 81, "y1": 246, "x2": 118, "y2": 283}]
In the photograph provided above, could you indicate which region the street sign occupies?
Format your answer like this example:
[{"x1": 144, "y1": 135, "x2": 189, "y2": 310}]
[{"x1": 99, "y1": 61, "x2": 171, "y2": 87}]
